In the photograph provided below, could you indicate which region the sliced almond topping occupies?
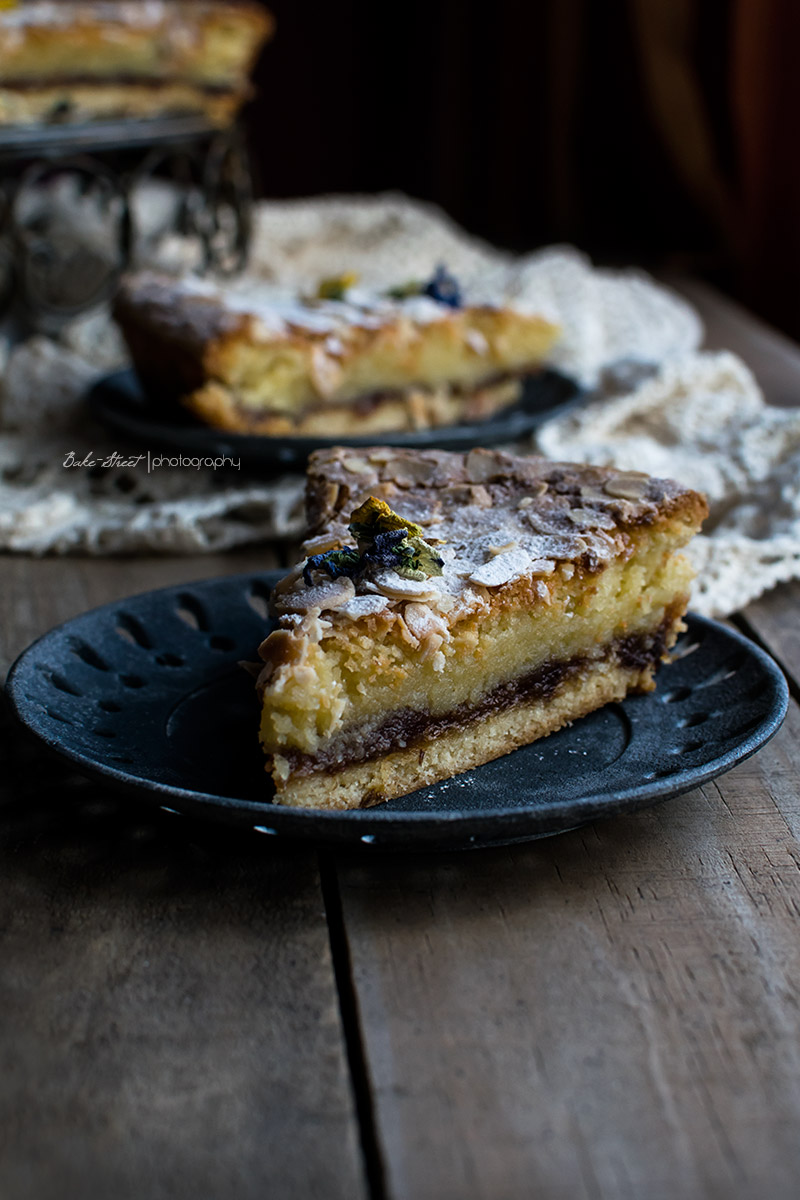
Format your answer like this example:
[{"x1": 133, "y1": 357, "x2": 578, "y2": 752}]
[
  {"x1": 567, "y1": 507, "x2": 617, "y2": 531},
  {"x1": 301, "y1": 532, "x2": 343, "y2": 556},
  {"x1": 517, "y1": 482, "x2": 548, "y2": 507},
  {"x1": 341, "y1": 456, "x2": 373, "y2": 475},
  {"x1": 579, "y1": 485, "x2": 613, "y2": 505},
  {"x1": 275, "y1": 577, "x2": 356, "y2": 614},
  {"x1": 337, "y1": 595, "x2": 390, "y2": 619},
  {"x1": 383, "y1": 456, "x2": 438, "y2": 485},
  {"x1": 468, "y1": 484, "x2": 492, "y2": 507},
  {"x1": 370, "y1": 570, "x2": 441, "y2": 601},
  {"x1": 442, "y1": 484, "x2": 480, "y2": 504},
  {"x1": 465, "y1": 448, "x2": 504, "y2": 483},
  {"x1": 271, "y1": 563, "x2": 304, "y2": 596},
  {"x1": 603, "y1": 471, "x2": 650, "y2": 500},
  {"x1": 527, "y1": 533, "x2": 587, "y2": 559},
  {"x1": 469, "y1": 547, "x2": 531, "y2": 587},
  {"x1": 316, "y1": 481, "x2": 340, "y2": 516},
  {"x1": 581, "y1": 530, "x2": 617, "y2": 561},
  {"x1": 403, "y1": 602, "x2": 449, "y2": 642}
]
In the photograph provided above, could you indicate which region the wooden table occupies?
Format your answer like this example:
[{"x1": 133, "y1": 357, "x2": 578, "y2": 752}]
[{"x1": 2, "y1": 285, "x2": 799, "y2": 1200}]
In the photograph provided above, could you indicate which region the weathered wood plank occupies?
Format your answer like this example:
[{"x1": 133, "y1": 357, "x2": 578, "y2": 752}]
[
  {"x1": 741, "y1": 581, "x2": 800, "y2": 688},
  {"x1": 337, "y1": 703, "x2": 800, "y2": 1200},
  {"x1": 0, "y1": 554, "x2": 366, "y2": 1200}
]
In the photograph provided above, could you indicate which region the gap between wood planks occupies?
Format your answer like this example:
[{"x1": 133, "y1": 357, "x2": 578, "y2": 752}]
[{"x1": 320, "y1": 852, "x2": 389, "y2": 1200}]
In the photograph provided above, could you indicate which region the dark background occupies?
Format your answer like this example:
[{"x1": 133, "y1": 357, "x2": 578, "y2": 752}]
[{"x1": 243, "y1": 0, "x2": 800, "y2": 342}]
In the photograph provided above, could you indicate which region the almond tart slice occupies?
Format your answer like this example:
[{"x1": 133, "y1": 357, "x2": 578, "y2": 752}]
[
  {"x1": 112, "y1": 269, "x2": 559, "y2": 436},
  {"x1": 255, "y1": 447, "x2": 707, "y2": 810}
]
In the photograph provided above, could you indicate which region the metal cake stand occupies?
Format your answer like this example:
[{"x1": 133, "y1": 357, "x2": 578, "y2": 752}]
[{"x1": 0, "y1": 115, "x2": 253, "y2": 328}]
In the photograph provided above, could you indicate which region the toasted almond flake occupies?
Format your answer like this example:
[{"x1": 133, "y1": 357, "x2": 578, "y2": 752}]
[
  {"x1": 464, "y1": 484, "x2": 491, "y2": 507},
  {"x1": 337, "y1": 595, "x2": 390, "y2": 619},
  {"x1": 603, "y1": 472, "x2": 650, "y2": 500},
  {"x1": 523, "y1": 513, "x2": 570, "y2": 536},
  {"x1": 317, "y1": 481, "x2": 340, "y2": 515},
  {"x1": 568, "y1": 507, "x2": 617, "y2": 530},
  {"x1": 581, "y1": 530, "x2": 617, "y2": 560},
  {"x1": 341, "y1": 456, "x2": 373, "y2": 475},
  {"x1": 302, "y1": 532, "x2": 343, "y2": 556},
  {"x1": 275, "y1": 577, "x2": 355, "y2": 614},
  {"x1": 271, "y1": 563, "x2": 304, "y2": 595},
  {"x1": 488, "y1": 540, "x2": 519, "y2": 555},
  {"x1": 370, "y1": 570, "x2": 441, "y2": 601},
  {"x1": 579, "y1": 485, "x2": 613, "y2": 505},
  {"x1": 517, "y1": 482, "x2": 549, "y2": 507},
  {"x1": 384, "y1": 457, "x2": 438, "y2": 485},
  {"x1": 465, "y1": 448, "x2": 504, "y2": 483},
  {"x1": 403, "y1": 602, "x2": 449, "y2": 642},
  {"x1": 528, "y1": 558, "x2": 556, "y2": 575},
  {"x1": 469, "y1": 547, "x2": 531, "y2": 587},
  {"x1": 527, "y1": 533, "x2": 588, "y2": 559}
]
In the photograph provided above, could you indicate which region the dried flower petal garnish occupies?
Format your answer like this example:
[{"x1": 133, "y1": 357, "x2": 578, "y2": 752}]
[
  {"x1": 316, "y1": 272, "x2": 359, "y2": 301},
  {"x1": 303, "y1": 496, "x2": 444, "y2": 586},
  {"x1": 348, "y1": 496, "x2": 425, "y2": 542},
  {"x1": 386, "y1": 279, "x2": 424, "y2": 300},
  {"x1": 385, "y1": 266, "x2": 463, "y2": 309},
  {"x1": 423, "y1": 265, "x2": 463, "y2": 308}
]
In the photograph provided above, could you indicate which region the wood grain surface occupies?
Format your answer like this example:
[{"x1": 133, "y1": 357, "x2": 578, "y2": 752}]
[
  {"x1": 2, "y1": 283, "x2": 800, "y2": 1200},
  {"x1": 0, "y1": 554, "x2": 366, "y2": 1200},
  {"x1": 332, "y1": 282, "x2": 800, "y2": 1200},
  {"x1": 336, "y1": 705, "x2": 800, "y2": 1200}
]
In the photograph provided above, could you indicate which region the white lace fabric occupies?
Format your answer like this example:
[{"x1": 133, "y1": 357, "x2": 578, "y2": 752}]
[{"x1": 1, "y1": 192, "x2": 798, "y2": 616}]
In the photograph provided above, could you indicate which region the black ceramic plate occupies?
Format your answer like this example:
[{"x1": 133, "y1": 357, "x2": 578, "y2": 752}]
[
  {"x1": 87, "y1": 367, "x2": 584, "y2": 471},
  {"x1": 6, "y1": 571, "x2": 788, "y2": 851}
]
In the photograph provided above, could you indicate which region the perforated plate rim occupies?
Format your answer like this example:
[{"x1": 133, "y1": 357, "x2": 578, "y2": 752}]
[{"x1": 5, "y1": 571, "x2": 790, "y2": 851}]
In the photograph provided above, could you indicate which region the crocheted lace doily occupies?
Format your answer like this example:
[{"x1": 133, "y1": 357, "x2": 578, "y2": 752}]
[
  {"x1": 535, "y1": 350, "x2": 800, "y2": 616},
  {"x1": 3, "y1": 191, "x2": 798, "y2": 616}
]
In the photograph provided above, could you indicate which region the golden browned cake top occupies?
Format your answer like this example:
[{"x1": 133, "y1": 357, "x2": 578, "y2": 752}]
[
  {"x1": 114, "y1": 269, "x2": 557, "y2": 352},
  {"x1": 0, "y1": 1, "x2": 270, "y2": 36},
  {"x1": 0, "y1": 2, "x2": 273, "y2": 85},
  {"x1": 266, "y1": 446, "x2": 707, "y2": 630}
]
